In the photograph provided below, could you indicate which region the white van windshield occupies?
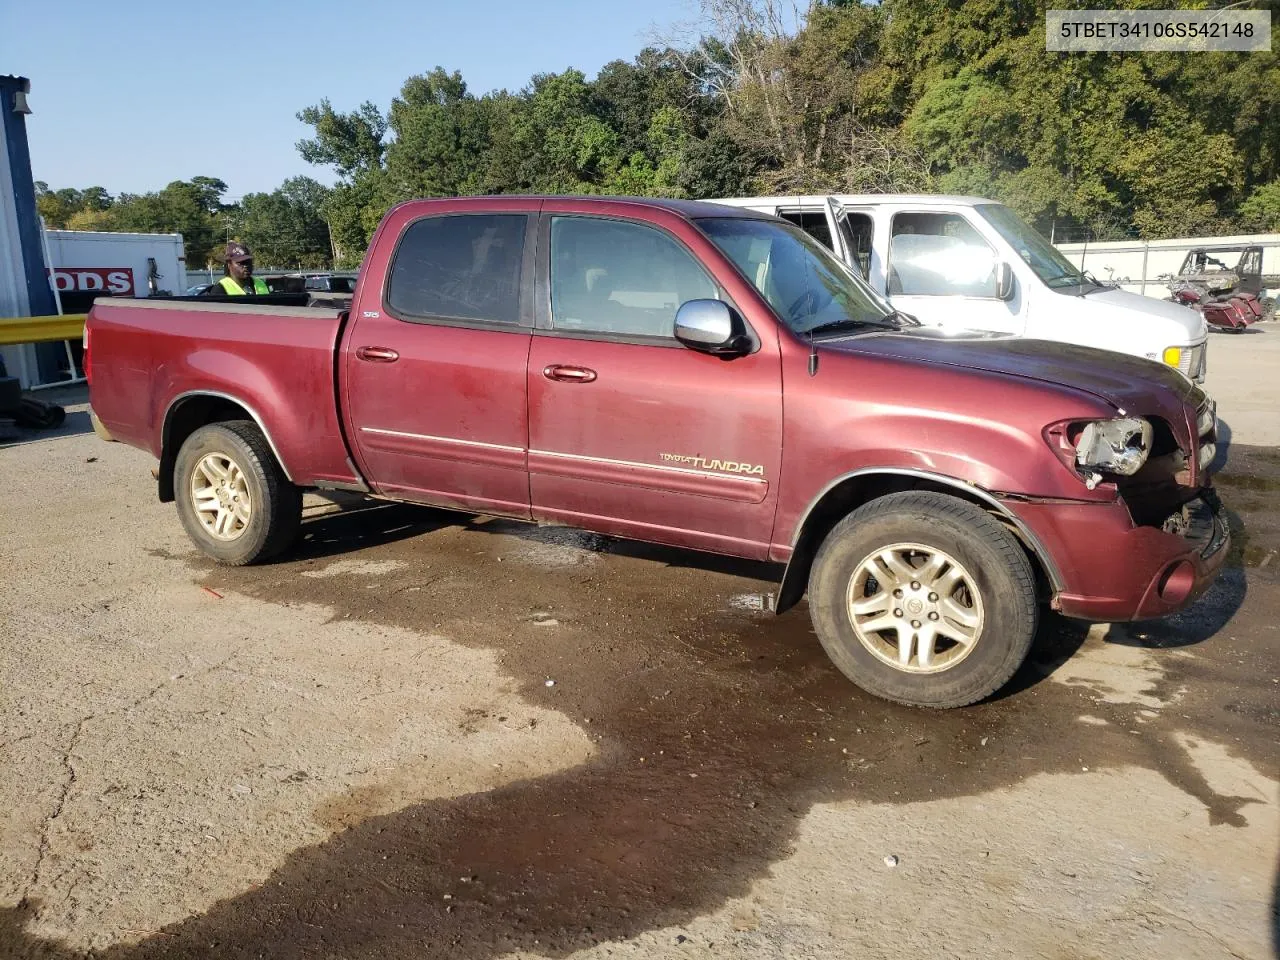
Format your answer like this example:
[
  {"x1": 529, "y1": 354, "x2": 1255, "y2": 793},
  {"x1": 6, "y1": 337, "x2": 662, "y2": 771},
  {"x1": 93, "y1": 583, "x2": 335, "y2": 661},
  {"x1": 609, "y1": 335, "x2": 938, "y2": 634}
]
[
  {"x1": 974, "y1": 203, "x2": 1088, "y2": 289},
  {"x1": 696, "y1": 217, "x2": 899, "y2": 335}
]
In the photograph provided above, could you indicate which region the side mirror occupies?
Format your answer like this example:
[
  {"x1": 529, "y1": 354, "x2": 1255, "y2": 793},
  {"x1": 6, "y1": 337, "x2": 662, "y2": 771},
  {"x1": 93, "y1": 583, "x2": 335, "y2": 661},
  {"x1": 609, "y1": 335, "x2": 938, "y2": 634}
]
[
  {"x1": 994, "y1": 261, "x2": 1015, "y2": 301},
  {"x1": 674, "y1": 299, "x2": 751, "y2": 357}
]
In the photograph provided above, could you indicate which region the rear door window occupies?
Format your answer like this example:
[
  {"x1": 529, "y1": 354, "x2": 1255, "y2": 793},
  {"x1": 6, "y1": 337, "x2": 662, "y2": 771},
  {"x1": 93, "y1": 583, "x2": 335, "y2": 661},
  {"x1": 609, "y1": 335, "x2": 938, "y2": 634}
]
[{"x1": 387, "y1": 214, "x2": 526, "y2": 324}]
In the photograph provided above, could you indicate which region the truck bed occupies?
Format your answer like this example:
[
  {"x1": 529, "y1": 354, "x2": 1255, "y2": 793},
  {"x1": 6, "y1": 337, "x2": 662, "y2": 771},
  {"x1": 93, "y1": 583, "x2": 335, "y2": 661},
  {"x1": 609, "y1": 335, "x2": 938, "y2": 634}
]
[{"x1": 87, "y1": 298, "x2": 362, "y2": 489}]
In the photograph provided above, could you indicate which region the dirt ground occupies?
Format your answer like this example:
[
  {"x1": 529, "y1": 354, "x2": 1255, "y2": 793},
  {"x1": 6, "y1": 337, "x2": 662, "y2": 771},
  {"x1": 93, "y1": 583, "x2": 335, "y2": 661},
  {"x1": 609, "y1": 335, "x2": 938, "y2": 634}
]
[{"x1": 1, "y1": 327, "x2": 1277, "y2": 959}]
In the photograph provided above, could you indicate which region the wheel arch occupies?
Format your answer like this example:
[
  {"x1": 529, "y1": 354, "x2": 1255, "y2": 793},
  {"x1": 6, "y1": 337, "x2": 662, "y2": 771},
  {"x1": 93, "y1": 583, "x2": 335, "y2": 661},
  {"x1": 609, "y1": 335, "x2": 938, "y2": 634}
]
[
  {"x1": 774, "y1": 469, "x2": 1062, "y2": 615},
  {"x1": 159, "y1": 391, "x2": 294, "y2": 502}
]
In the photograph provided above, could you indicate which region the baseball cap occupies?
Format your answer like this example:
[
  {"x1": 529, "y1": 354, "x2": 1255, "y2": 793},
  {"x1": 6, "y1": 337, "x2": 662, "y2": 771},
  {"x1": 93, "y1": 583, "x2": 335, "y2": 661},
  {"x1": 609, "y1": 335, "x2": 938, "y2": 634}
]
[{"x1": 224, "y1": 242, "x2": 253, "y2": 263}]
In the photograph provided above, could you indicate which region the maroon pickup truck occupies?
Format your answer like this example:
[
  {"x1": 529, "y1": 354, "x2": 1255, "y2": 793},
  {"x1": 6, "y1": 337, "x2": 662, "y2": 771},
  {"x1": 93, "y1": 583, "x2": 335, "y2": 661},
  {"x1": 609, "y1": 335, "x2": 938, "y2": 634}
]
[{"x1": 85, "y1": 196, "x2": 1228, "y2": 708}]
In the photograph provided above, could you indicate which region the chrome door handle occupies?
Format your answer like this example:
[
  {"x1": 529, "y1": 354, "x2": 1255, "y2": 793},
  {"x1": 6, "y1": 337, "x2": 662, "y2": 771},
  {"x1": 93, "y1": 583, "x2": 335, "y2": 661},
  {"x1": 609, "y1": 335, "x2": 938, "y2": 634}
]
[
  {"x1": 543, "y1": 364, "x2": 597, "y2": 383},
  {"x1": 356, "y1": 346, "x2": 400, "y2": 363}
]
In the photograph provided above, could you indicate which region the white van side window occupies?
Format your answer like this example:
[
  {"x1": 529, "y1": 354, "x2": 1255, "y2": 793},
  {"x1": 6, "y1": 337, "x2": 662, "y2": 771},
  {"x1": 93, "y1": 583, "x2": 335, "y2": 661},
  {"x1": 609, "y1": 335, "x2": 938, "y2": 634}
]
[
  {"x1": 777, "y1": 209, "x2": 833, "y2": 250},
  {"x1": 888, "y1": 212, "x2": 998, "y2": 298}
]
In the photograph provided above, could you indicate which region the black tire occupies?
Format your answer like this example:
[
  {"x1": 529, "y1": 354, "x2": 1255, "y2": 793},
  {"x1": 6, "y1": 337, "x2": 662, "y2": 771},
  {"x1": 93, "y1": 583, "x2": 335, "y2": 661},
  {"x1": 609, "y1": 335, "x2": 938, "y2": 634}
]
[
  {"x1": 15, "y1": 397, "x2": 64, "y2": 429},
  {"x1": 173, "y1": 420, "x2": 301, "y2": 565},
  {"x1": 808, "y1": 491, "x2": 1038, "y2": 709}
]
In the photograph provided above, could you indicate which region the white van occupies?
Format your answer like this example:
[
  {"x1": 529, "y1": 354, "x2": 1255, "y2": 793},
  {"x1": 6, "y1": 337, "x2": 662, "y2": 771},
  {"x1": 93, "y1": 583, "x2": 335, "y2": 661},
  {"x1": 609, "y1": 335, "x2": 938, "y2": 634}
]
[{"x1": 708, "y1": 194, "x2": 1209, "y2": 383}]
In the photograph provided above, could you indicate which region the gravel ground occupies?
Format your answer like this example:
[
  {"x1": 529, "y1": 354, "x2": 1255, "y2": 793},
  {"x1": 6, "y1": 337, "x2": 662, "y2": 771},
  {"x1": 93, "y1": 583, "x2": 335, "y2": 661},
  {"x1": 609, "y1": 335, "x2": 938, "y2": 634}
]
[{"x1": 0, "y1": 329, "x2": 1276, "y2": 959}]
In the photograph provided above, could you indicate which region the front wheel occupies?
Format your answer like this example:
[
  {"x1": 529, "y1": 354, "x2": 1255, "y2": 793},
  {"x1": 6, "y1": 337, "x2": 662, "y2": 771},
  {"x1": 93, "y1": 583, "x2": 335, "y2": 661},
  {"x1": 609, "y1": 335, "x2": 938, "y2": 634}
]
[
  {"x1": 174, "y1": 420, "x2": 301, "y2": 565},
  {"x1": 808, "y1": 491, "x2": 1038, "y2": 709}
]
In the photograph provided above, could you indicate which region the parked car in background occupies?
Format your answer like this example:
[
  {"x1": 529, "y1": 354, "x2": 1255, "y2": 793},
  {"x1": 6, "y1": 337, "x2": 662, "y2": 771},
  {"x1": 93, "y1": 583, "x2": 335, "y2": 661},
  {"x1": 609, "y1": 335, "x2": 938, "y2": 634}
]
[
  {"x1": 710, "y1": 194, "x2": 1211, "y2": 383},
  {"x1": 304, "y1": 273, "x2": 358, "y2": 294},
  {"x1": 84, "y1": 196, "x2": 1227, "y2": 709}
]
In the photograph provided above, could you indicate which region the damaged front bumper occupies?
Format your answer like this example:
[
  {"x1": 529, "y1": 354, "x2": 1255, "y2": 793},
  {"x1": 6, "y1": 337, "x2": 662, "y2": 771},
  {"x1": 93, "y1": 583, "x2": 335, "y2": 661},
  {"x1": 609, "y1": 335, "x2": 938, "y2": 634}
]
[{"x1": 1004, "y1": 487, "x2": 1230, "y2": 622}]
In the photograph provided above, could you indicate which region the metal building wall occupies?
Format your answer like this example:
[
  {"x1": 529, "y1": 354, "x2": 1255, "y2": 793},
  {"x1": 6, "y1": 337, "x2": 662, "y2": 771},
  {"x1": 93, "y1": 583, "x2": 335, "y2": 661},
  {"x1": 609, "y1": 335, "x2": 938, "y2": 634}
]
[{"x1": 0, "y1": 75, "x2": 57, "y2": 387}]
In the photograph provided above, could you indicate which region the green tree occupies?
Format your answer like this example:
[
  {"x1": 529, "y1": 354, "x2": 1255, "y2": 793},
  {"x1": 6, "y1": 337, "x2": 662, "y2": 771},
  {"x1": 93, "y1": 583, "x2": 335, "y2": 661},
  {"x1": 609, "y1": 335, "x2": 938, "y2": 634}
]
[
  {"x1": 593, "y1": 49, "x2": 695, "y2": 159},
  {"x1": 1238, "y1": 180, "x2": 1280, "y2": 232},
  {"x1": 35, "y1": 182, "x2": 113, "y2": 228},
  {"x1": 110, "y1": 178, "x2": 226, "y2": 263},
  {"x1": 234, "y1": 176, "x2": 333, "y2": 268},
  {"x1": 884, "y1": 0, "x2": 1263, "y2": 237},
  {"x1": 290, "y1": 0, "x2": 1280, "y2": 257},
  {"x1": 383, "y1": 68, "x2": 493, "y2": 200},
  {"x1": 322, "y1": 178, "x2": 385, "y2": 269},
  {"x1": 296, "y1": 100, "x2": 387, "y2": 178},
  {"x1": 66, "y1": 209, "x2": 116, "y2": 231}
]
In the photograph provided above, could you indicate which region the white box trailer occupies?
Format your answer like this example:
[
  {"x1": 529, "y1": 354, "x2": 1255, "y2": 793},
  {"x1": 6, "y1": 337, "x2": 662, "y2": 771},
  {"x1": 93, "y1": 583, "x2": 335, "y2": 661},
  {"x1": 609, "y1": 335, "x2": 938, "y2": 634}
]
[
  {"x1": 0, "y1": 228, "x2": 185, "y2": 389},
  {"x1": 45, "y1": 228, "x2": 186, "y2": 301}
]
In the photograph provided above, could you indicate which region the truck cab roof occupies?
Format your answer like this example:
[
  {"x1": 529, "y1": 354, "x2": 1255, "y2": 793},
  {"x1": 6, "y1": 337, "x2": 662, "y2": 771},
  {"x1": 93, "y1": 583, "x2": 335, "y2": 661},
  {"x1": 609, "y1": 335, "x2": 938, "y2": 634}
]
[
  {"x1": 383, "y1": 194, "x2": 782, "y2": 222},
  {"x1": 708, "y1": 194, "x2": 999, "y2": 209}
]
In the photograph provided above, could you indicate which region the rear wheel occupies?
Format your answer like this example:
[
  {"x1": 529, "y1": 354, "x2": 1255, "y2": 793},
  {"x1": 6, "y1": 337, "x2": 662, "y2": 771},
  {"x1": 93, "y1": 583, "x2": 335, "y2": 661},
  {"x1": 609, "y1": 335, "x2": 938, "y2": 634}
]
[
  {"x1": 808, "y1": 491, "x2": 1038, "y2": 709},
  {"x1": 174, "y1": 420, "x2": 301, "y2": 565}
]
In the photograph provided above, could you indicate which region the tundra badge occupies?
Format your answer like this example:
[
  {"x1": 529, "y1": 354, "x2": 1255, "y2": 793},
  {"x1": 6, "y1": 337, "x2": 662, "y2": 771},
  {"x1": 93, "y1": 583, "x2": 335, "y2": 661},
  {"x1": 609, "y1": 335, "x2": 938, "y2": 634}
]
[{"x1": 660, "y1": 453, "x2": 764, "y2": 476}]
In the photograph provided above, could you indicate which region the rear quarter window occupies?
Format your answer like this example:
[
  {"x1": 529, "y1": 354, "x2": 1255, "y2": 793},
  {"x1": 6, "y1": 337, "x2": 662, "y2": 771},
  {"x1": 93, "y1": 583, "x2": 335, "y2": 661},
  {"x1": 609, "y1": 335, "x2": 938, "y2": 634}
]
[{"x1": 387, "y1": 214, "x2": 526, "y2": 324}]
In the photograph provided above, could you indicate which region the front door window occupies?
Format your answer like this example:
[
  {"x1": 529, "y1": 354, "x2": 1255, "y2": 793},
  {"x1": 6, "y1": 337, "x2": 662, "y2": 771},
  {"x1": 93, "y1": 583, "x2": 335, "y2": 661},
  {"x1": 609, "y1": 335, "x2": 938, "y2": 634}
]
[
  {"x1": 888, "y1": 212, "x2": 999, "y2": 298},
  {"x1": 549, "y1": 216, "x2": 718, "y2": 339}
]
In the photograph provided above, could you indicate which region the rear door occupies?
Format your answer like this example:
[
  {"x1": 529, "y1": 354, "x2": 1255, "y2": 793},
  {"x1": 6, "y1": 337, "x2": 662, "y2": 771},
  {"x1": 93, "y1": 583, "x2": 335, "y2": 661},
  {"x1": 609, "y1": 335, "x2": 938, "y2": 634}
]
[
  {"x1": 526, "y1": 209, "x2": 783, "y2": 560},
  {"x1": 343, "y1": 201, "x2": 538, "y2": 516}
]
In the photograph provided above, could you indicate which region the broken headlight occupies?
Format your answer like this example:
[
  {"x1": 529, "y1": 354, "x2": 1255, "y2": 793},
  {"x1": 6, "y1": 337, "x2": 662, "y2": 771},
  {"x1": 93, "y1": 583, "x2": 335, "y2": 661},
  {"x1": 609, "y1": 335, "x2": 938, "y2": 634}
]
[{"x1": 1074, "y1": 417, "x2": 1153, "y2": 477}]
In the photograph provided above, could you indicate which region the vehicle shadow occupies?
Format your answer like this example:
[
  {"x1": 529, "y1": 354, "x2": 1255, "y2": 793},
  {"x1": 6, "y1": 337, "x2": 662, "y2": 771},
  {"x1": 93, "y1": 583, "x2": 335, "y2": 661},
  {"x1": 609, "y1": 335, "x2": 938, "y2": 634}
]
[
  {"x1": 287, "y1": 503, "x2": 1245, "y2": 689},
  {"x1": 1211, "y1": 417, "x2": 1232, "y2": 473},
  {"x1": 280, "y1": 498, "x2": 466, "y2": 565},
  {"x1": 989, "y1": 611, "x2": 1093, "y2": 701},
  {"x1": 1103, "y1": 564, "x2": 1246, "y2": 649},
  {"x1": 1272, "y1": 855, "x2": 1279, "y2": 960},
  {"x1": 4, "y1": 493, "x2": 1270, "y2": 958},
  {"x1": 478, "y1": 516, "x2": 785, "y2": 583},
  {"x1": 1209, "y1": 326, "x2": 1267, "y2": 335},
  {"x1": 287, "y1": 499, "x2": 785, "y2": 583},
  {"x1": 0, "y1": 409, "x2": 92, "y2": 448}
]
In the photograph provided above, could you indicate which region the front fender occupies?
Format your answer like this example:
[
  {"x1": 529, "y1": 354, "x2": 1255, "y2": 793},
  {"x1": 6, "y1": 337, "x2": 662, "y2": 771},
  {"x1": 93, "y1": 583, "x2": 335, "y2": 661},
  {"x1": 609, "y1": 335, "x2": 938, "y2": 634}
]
[
  {"x1": 771, "y1": 466, "x2": 1069, "y2": 615},
  {"x1": 774, "y1": 407, "x2": 1108, "y2": 553}
]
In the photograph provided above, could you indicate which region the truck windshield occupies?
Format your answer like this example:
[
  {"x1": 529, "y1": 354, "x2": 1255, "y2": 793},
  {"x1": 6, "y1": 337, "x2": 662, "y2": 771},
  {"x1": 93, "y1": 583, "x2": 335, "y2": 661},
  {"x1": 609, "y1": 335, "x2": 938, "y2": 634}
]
[
  {"x1": 696, "y1": 217, "x2": 898, "y2": 335},
  {"x1": 974, "y1": 203, "x2": 1089, "y2": 289}
]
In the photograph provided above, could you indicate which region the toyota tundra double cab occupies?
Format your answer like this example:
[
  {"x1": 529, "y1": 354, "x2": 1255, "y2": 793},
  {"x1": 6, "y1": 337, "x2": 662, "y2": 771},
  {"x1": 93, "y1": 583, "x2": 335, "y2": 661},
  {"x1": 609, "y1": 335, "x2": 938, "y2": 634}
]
[{"x1": 84, "y1": 196, "x2": 1228, "y2": 708}]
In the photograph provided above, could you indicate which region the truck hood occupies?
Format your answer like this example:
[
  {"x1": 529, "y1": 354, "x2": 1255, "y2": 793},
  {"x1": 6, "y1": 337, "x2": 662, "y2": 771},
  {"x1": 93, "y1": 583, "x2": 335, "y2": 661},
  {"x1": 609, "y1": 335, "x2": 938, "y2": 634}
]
[
  {"x1": 1059, "y1": 286, "x2": 1208, "y2": 342},
  {"x1": 828, "y1": 327, "x2": 1203, "y2": 412}
]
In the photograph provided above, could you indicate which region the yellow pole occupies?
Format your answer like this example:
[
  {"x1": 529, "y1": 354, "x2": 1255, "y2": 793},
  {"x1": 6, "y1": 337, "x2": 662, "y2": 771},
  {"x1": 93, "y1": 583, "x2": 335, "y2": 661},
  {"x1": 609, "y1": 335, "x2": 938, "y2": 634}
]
[{"x1": 0, "y1": 314, "x2": 88, "y2": 346}]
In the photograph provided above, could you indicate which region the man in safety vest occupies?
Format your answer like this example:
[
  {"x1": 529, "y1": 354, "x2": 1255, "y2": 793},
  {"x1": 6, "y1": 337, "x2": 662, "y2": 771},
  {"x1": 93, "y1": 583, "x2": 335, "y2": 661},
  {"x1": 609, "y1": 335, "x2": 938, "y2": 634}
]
[{"x1": 204, "y1": 242, "x2": 269, "y2": 295}]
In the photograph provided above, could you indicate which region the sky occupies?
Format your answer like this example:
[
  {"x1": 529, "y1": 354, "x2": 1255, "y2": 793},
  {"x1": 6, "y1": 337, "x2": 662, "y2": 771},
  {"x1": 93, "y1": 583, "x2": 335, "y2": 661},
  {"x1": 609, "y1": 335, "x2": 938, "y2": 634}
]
[{"x1": 1, "y1": 0, "x2": 699, "y2": 201}]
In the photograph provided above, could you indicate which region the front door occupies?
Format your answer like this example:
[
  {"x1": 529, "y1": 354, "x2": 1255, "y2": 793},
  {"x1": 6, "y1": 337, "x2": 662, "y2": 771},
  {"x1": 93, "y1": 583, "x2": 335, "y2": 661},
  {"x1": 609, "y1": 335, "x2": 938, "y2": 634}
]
[
  {"x1": 526, "y1": 212, "x2": 783, "y2": 560},
  {"x1": 882, "y1": 209, "x2": 1025, "y2": 334},
  {"x1": 345, "y1": 205, "x2": 537, "y2": 517}
]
